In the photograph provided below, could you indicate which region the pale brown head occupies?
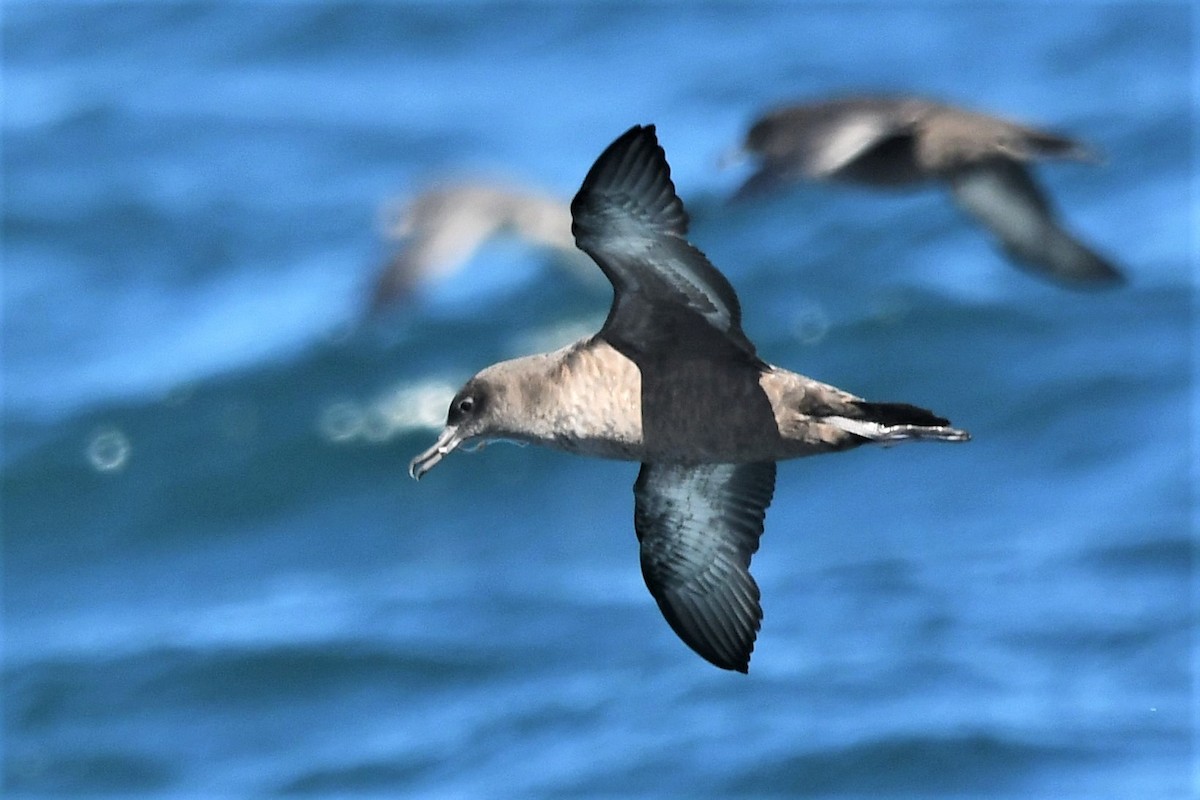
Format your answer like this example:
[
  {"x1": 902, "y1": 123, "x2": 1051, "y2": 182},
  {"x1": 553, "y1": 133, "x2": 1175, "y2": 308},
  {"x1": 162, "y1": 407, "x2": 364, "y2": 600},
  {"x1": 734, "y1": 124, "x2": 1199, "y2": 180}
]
[
  {"x1": 407, "y1": 355, "x2": 555, "y2": 479},
  {"x1": 408, "y1": 377, "x2": 496, "y2": 480}
]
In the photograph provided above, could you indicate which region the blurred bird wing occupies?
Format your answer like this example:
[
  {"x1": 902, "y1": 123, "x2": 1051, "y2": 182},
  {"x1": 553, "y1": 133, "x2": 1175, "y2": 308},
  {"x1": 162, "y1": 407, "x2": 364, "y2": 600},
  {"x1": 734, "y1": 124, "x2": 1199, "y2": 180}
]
[
  {"x1": 948, "y1": 160, "x2": 1123, "y2": 284},
  {"x1": 802, "y1": 112, "x2": 908, "y2": 177},
  {"x1": 949, "y1": 158, "x2": 1053, "y2": 225}
]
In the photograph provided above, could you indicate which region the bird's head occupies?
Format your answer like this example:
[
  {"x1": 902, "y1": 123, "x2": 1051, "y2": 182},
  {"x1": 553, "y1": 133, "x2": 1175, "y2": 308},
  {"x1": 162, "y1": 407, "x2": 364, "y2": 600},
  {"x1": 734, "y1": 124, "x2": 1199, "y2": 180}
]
[{"x1": 408, "y1": 376, "x2": 502, "y2": 480}]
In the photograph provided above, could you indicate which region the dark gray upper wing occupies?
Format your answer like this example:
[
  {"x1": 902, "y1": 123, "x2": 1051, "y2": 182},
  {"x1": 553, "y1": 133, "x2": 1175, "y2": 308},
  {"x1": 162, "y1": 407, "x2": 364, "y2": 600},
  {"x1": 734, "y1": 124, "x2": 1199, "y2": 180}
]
[
  {"x1": 571, "y1": 125, "x2": 759, "y2": 361},
  {"x1": 634, "y1": 461, "x2": 777, "y2": 673}
]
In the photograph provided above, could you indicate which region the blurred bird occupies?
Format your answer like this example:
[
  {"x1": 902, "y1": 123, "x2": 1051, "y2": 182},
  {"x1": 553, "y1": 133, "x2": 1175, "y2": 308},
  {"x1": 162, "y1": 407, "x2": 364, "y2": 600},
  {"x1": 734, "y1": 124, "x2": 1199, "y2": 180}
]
[
  {"x1": 371, "y1": 180, "x2": 595, "y2": 308},
  {"x1": 733, "y1": 95, "x2": 1124, "y2": 287},
  {"x1": 409, "y1": 125, "x2": 970, "y2": 673}
]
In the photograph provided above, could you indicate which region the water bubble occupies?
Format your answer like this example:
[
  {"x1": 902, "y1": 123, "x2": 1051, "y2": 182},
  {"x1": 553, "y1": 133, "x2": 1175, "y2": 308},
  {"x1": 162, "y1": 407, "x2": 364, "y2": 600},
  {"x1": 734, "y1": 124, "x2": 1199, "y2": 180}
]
[
  {"x1": 360, "y1": 407, "x2": 398, "y2": 443},
  {"x1": 792, "y1": 303, "x2": 830, "y2": 345},
  {"x1": 318, "y1": 401, "x2": 365, "y2": 443},
  {"x1": 87, "y1": 427, "x2": 131, "y2": 472}
]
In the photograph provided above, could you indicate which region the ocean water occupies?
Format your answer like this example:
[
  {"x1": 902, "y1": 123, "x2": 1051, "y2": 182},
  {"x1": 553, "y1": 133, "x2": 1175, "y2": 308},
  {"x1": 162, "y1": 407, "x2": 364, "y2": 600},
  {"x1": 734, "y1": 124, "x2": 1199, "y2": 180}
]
[{"x1": 2, "y1": 2, "x2": 1195, "y2": 797}]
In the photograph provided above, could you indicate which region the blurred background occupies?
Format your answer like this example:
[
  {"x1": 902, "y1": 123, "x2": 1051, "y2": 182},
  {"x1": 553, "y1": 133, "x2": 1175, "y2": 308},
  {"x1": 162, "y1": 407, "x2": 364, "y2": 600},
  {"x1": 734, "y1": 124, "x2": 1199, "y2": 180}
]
[{"x1": 2, "y1": 3, "x2": 1194, "y2": 796}]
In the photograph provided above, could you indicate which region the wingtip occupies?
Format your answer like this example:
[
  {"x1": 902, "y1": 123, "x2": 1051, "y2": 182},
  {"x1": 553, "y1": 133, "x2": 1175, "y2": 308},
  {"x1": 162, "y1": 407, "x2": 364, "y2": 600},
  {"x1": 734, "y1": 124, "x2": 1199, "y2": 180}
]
[
  {"x1": 571, "y1": 122, "x2": 689, "y2": 239},
  {"x1": 1013, "y1": 235, "x2": 1127, "y2": 289},
  {"x1": 1066, "y1": 254, "x2": 1126, "y2": 287},
  {"x1": 609, "y1": 123, "x2": 658, "y2": 150},
  {"x1": 619, "y1": 123, "x2": 665, "y2": 163},
  {"x1": 706, "y1": 652, "x2": 751, "y2": 673},
  {"x1": 725, "y1": 646, "x2": 753, "y2": 673}
]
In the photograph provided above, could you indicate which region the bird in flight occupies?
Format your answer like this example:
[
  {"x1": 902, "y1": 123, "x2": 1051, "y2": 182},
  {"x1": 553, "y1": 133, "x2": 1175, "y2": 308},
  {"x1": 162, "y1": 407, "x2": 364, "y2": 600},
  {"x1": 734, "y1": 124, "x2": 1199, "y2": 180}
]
[
  {"x1": 410, "y1": 125, "x2": 969, "y2": 672},
  {"x1": 734, "y1": 95, "x2": 1124, "y2": 287},
  {"x1": 371, "y1": 180, "x2": 593, "y2": 308}
]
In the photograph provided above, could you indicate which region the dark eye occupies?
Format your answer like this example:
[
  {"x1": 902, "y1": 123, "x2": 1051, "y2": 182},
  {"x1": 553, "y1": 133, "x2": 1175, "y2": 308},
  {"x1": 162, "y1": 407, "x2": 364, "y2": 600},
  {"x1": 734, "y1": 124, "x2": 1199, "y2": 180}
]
[{"x1": 456, "y1": 397, "x2": 475, "y2": 415}]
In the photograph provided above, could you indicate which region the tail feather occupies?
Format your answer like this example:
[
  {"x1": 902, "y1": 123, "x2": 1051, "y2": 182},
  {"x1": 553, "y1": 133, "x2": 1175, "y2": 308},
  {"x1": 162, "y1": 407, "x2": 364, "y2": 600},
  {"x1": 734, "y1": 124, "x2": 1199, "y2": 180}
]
[
  {"x1": 1019, "y1": 130, "x2": 1098, "y2": 163},
  {"x1": 830, "y1": 401, "x2": 970, "y2": 445},
  {"x1": 850, "y1": 400, "x2": 949, "y2": 428}
]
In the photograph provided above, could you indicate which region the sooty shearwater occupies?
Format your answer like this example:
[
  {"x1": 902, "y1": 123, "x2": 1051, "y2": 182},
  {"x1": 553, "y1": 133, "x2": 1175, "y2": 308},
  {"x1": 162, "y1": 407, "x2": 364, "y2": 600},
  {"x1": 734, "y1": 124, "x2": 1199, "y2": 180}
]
[
  {"x1": 372, "y1": 181, "x2": 594, "y2": 308},
  {"x1": 410, "y1": 125, "x2": 970, "y2": 673},
  {"x1": 734, "y1": 95, "x2": 1124, "y2": 287}
]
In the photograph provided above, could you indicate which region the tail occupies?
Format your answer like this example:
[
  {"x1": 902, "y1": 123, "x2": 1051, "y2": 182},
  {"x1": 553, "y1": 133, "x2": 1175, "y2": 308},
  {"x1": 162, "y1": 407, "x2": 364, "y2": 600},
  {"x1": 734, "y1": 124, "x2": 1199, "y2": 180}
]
[
  {"x1": 1009, "y1": 129, "x2": 1098, "y2": 163},
  {"x1": 830, "y1": 401, "x2": 970, "y2": 445}
]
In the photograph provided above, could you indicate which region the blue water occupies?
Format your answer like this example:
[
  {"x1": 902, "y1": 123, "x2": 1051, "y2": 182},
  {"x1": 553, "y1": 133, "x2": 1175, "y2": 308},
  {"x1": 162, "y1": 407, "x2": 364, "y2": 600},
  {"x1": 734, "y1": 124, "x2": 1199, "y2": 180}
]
[{"x1": 3, "y1": 3, "x2": 1195, "y2": 796}]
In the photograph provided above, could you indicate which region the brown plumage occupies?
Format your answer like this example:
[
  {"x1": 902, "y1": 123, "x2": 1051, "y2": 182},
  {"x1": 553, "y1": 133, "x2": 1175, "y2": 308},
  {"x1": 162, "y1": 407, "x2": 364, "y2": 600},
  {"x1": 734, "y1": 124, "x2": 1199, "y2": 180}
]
[
  {"x1": 736, "y1": 95, "x2": 1124, "y2": 287},
  {"x1": 371, "y1": 181, "x2": 594, "y2": 308},
  {"x1": 410, "y1": 125, "x2": 969, "y2": 673}
]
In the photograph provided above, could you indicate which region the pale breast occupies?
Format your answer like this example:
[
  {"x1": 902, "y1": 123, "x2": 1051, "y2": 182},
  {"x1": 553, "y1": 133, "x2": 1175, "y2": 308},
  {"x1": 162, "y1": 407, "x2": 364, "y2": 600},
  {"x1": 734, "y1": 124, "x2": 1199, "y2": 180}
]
[{"x1": 542, "y1": 340, "x2": 645, "y2": 459}]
